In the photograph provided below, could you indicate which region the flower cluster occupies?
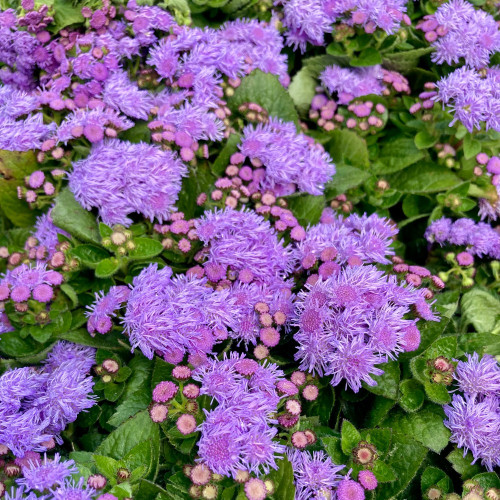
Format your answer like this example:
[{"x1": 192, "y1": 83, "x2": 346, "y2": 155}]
[
  {"x1": 418, "y1": 0, "x2": 500, "y2": 69},
  {"x1": 123, "y1": 263, "x2": 238, "y2": 362},
  {"x1": 293, "y1": 263, "x2": 438, "y2": 392},
  {"x1": 236, "y1": 118, "x2": 335, "y2": 196},
  {"x1": 68, "y1": 140, "x2": 187, "y2": 226},
  {"x1": 276, "y1": 0, "x2": 410, "y2": 52},
  {"x1": 297, "y1": 210, "x2": 398, "y2": 267},
  {"x1": 444, "y1": 353, "x2": 500, "y2": 471},
  {"x1": 0, "y1": 262, "x2": 63, "y2": 310},
  {"x1": 194, "y1": 354, "x2": 285, "y2": 478},
  {"x1": 86, "y1": 285, "x2": 130, "y2": 335},
  {"x1": 0, "y1": 341, "x2": 96, "y2": 456},
  {"x1": 425, "y1": 217, "x2": 500, "y2": 260}
]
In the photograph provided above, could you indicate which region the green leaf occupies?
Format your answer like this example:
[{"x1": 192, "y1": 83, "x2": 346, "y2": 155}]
[
  {"x1": 382, "y1": 47, "x2": 434, "y2": 73},
  {"x1": 71, "y1": 244, "x2": 110, "y2": 269},
  {"x1": 57, "y1": 329, "x2": 126, "y2": 350},
  {"x1": 60, "y1": 283, "x2": 79, "y2": 308},
  {"x1": 284, "y1": 194, "x2": 325, "y2": 226},
  {"x1": 463, "y1": 134, "x2": 482, "y2": 160},
  {"x1": 383, "y1": 405, "x2": 451, "y2": 453},
  {"x1": 471, "y1": 472, "x2": 500, "y2": 491},
  {"x1": 0, "y1": 330, "x2": 50, "y2": 358},
  {"x1": 0, "y1": 150, "x2": 38, "y2": 227},
  {"x1": 399, "y1": 379, "x2": 425, "y2": 412},
  {"x1": 229, "y1": 70, "x2": 299, "y2": 126},
  {"x1": 421, "y1": 466, "x2": 451, "y2": 494},
  {"x1": 360, "y1": 428, "x2": 392, "y2": 455},
  {"x1": 128, "y1": 238, "x2": 164, "y2": 260},
  {"x1": 93, "y1": 454, "x2": 120, "y2": 479},
  {"x1": 123, "y1": 439, "x2": 157, "y2": 480},
  {"x1": 414, "y1": 130, "x2": 438, "y2": 150},
  {"x1": 108, "y1": 391, "x2": 150, "y2": 427},
  {"x1": 52, "y1": 188, "x2": 100, "y2": 244},
  {"x1": 96, "y1": 410, "x2": 159, "y2": 460},
  {"x1": 387, "y1": 162, "x2": 461, "y2": 193},
  {"x1": 211, "y1": 133, "x2": 241, "y2": 176},
  {"x1": 423, "y1": 335, "x2": 457, "y2": 361},
  {"x1": 104, "y1": 382, "x2": 125, "y2": 402},
  {"x1": 376, "y1": 434, "x2": 428, "y2": 500},
  {"x1": 321, "y1": 436, "x2": 347, "y2": 464},
  {"x1": 288, "y1": 65, "x2": 318, "y2": 116},
  {"x1": 461, "y1": 287, "x2": 500, "y2": 333},
  {"x1": 364, "y1": 361, "x2": 400, "y2": 400},
  {"x1": 350, "y1": 47, "x2": 382, "y2": 66},
  {"x1": 53, "y1": 0, "x2": 84, "y2": 29},
  {"x1": 95, "y1": 258, "x2": 120, "y2": 278},
  {"x1": 372, "y1": 137, "x2": 425, "y2": 175},
  {"x1": 324, "y1": 165, "x2": 370, "y2": 199},
  {"x1": 364, "y1": 396, "x2": 396, "y2": 427},
  {"x1": 176, "y1": 162, "x2": 216, "y2": 219},
  {"x1": 447, "y1": 448, "x2": 483, "y2": 479},
  {"x1": 372, "y1": 460, "x2": 397, "y2": 483},
  {"x1": 327, "y1": 129, "x2": 370, "y2": 168},
  {"x1": 341, "y1": 420, "x2": 361, "y2": 454},
  {"x1": 423, "y1": 381, "x2": 451, "y2": 405},
  {"x1": 266, "y1": 456, "x2": 295, "y2": 500}
]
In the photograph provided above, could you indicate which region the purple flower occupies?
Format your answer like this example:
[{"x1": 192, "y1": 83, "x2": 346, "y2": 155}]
[
  {"x1": 287, "y1": 449, "x2": 344, "y2": 500},
  {"x1": 454, "y1": 353, "x2": 500, "y2": 398},
  {"x1": 0, "y1": 113, "x2": 55, "y2": 151},
  {"x1": 435, "y1": 67, "x2": 500, "y2": 132},
  {"x1": 31, "y1": 212, "x2": 70, "y2": 258},
  {"x1": 123, "y1": 263, "x2": 238, "y2": 360},
  {"x1": 102, "y1": 69, "x2": 154, "y2": 120},
  {"x1": 320, "y1": 65, "x2": 384, "y2": 104},
  {"x1": 430, "y1": 0, "x2": 500, "y2": 69},
  {"x1": 4, "y1": 487, "x2": 42, "y2": 500},
  {"x1": 327, "y1": 336, "x2": 385, "y2": 393},
  {"x1": 426, "y1": 217, "x2": 500, "y2": 259},
  {"x1": 16, "y1": 453, "x2": 77, "y2": 491},
  {"x1": 86, "y1": 286, "x2": 130, "y2": 335},
  {"x1": 194, "y1": 354, "x2": 284, "y2": 477},
  {"x1": 0, "y1": 83, "x2": 40, "y2": 117},
  {"x1": 444, "y1": 394, "x2": 500, "y2": 471},
  {"x1": 68, "y1": 140, "x2": 187, "y2": 226},
  {"x1": 298, "y1": 211, "x2": 397, "y2": 265},
  {"x1": 238, "y1": 118, "x2": 335, "y2": 196},
  {"x1": 336, "y1": 478, "x2": 365, "y2": 500},
  {"x1": 195, "y1": 208, "x2": 296, "y2": 284},
  {"x1": 50, "y1": 477, "x2": 96, "y2": 500},
  {"x1": 43, "y1": 341, "x2": 96, "y2": 375}
]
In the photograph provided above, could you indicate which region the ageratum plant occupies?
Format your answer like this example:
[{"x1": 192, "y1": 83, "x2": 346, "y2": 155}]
[{"x1": 0, "y1": 0, "x2": 499, "y2": 499}]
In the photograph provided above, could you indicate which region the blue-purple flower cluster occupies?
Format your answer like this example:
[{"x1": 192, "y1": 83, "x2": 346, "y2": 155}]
[
  {"x1": 444, "y1": 353, "x2": 500, "y2": 471},
  {"x1": 276, "y1": 0, "x2": 410, "y2": 52},
  {"x1": 237, "y1": 118, "x2": 335, "y2": 196},
  {"x1": 194, "y1": 354, "x2": 285, "y2": 478},
  {"x1": 0, "y1": 341, "x2": 96, "y2": 456},
  {"x1": 425, "y1": 217, "x2": 500, "y2": 260},
  {"x1": 293, "y1": 263, "x2": 436, "y2": 392}
]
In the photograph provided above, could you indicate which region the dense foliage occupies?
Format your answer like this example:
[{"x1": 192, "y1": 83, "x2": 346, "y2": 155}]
[{"x1": 0, "y1": 0, "x2": 499, "y2": 499}]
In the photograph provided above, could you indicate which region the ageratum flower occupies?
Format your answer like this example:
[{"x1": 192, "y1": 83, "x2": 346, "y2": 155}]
[
  {"x1": 430, "y1": 0, "x2": 500, "y2": 69},
  {"x1": 50, "y1": 477, "x2": 96, "y2": 500},
  {"x1": 320, "y1": 65, "x2": 384, "y2": 105},
  {"x1": 16, "y1": 453, "x2": 77, "y2": 491},
  {"x1": 86, "y1": 286, "x2": 130, "y2": 335},
  {"x1": 0, "y1": 83, "x2": 39, "y2": 118},
  {"x1": 31, "y1": 212, "x2": 70, "y2": 258},
  {"x1": 454, "y1": 353, "x2": 500, "y2": 398},
  {"x1": 194, "y1": 353, "x2": 284, "y2": 478},
  {"x1": 123, "y1": 263, "x2": 238, "y2": 360},
  {"x1": 0, "y1": 113, "x2": 55, "y2": 151},
  {"x1": 196, "y1": 208, "x2": 296, "y2": 285},
  {"x1": 425, "y1": 217, "x2": 500, "y2": 259},
  {"x1": 287, "y1": 449, "x2": 345, "y2": 500},
  {"x1": 435, "y1": 67, "x2": 500, "y2": 132},
  {"x1": 238, "y1": 118, "x2": 335, "y2": 196},
  {"x1": 4, "y1": 487, "x2": 41, "y2": 500},
  {"x1": 0, "y1": 342, "x2": 96, "y2": 456},
  {"x1": 297, "y1": 210, "x2": 397, "y2": 266},
  {"x1": 293, "y1": 264, "x2": 436, "y2": 392},
  {"x1": 68, "y1": 140, "x2": 188, "y2": 226},
  {"x1": 444, "y1": 394, "x2": 500, "y2": 471},
  {"x1": 102, "y1": 69, "x2": 154, "y2": 120}
]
